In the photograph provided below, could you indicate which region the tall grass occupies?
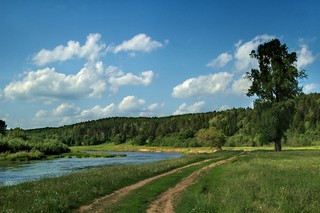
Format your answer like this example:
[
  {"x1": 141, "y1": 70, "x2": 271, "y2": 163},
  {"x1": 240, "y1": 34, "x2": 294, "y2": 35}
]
[
  {"x1": 175, "y1": 150, "x2": 320, "y2": 212},
  {"x1": 0, "y1": 151, "x2": 239, "y2": 212}
]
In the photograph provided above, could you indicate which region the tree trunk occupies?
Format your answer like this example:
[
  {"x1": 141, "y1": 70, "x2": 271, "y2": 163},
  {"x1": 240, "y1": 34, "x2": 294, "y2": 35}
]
[
  {"x1": 274, "y1": 140, "x2": 282, "y2": 152},
  {"x1": 274, "y1": 128, "x2": 282, "y2": 152}
]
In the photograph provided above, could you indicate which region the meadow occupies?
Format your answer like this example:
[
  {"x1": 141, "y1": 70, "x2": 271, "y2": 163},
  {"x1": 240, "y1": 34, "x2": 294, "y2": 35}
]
[
  {"x1": 1, "y1": 147, "x2": 320, "y2": 212},
  {"x1": 175, "y1": 150, "x2": 320, "y2": 212},
  {"x1": 0, "y1": 150, "x2": 237, "y2": 212}
]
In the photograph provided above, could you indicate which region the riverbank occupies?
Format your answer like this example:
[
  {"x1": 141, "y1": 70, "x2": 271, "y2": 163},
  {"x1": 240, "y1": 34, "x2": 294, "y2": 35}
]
[
  {"x1": 0, "y1": 151, "x2": 238, "y2": 212},
  {"x1": 70, "y1": 142, "x2": 320, "y2": 153}
]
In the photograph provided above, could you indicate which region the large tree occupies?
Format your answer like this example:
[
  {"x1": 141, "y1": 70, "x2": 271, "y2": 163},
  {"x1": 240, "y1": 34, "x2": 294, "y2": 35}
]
[{"x1": 246, "y1": 39, "x2": 307, "y2": 151}]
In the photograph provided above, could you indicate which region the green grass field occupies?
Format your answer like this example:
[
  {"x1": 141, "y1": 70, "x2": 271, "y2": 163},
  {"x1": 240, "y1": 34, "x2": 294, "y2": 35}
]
[
  {"x1": 175, "y1": 150, "x2": 320, "y2": 212},
  {"x1": 0, "y1": 151, "x2": 237, "y2": 212},
  {"x1": 1, "y1": 146, "x2": 320, "y2": 212}
]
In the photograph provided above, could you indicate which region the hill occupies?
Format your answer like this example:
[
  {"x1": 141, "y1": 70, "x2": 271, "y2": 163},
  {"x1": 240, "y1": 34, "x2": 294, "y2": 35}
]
[{"x1": 25, "y1": 93, "x2": 320, "y2": 147}]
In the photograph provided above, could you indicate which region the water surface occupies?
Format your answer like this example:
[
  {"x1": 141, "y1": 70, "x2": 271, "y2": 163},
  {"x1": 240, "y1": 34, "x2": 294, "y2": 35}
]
[{"x1": 0, "y1": 151, "x2": 182, "y2": 186}]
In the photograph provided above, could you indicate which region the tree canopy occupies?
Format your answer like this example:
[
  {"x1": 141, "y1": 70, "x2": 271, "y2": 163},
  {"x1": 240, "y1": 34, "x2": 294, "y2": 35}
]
[{"x1": 246, "y1": 39, "x2": 307, "y2": 151}]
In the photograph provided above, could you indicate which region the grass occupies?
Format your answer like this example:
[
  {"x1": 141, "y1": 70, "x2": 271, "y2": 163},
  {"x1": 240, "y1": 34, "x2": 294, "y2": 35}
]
[
  {"x1": 0, "y1": 150, "x2": 45, "y2": 161},
  {"x1": 174, "y1": 150, "x2": 320, "y2": 212},
  {"x1": 0, "y1": 151, "x2": 239, "y2": 213},
  {"x1": 70, "y1": 142, "x2": 218, "y2": 154},
  {"x1": 96, "y1": 151, "x2": 238, "y2": 213},
  {"x1": 71, "y1": 142, "x2": 320, "y2": 154},
  {"x1": 2, "y1": 145, "x2": 320, "y2": 212}
]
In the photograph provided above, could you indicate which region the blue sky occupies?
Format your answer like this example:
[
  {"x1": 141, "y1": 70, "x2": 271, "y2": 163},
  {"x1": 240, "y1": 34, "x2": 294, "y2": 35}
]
[{"x1": 1, "y1": 0, "x2": 319, "y2": 129}]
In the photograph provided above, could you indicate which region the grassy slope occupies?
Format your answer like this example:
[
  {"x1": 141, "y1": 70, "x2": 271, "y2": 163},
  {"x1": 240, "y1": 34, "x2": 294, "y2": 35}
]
[{"x1": 175, "y1": 150, "x2": 320, "y2": 212}]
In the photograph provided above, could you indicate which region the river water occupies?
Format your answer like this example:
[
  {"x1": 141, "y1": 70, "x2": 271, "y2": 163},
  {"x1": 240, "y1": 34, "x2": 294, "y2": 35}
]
[{"x1": 0, "y1": 151, "x2": 182, "y2": 186}]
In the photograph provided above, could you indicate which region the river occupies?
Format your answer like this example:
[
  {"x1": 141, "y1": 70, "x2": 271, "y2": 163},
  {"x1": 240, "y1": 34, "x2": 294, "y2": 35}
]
[{"x1": 0, "y1": 151, "x2": 182, "y2": 186}]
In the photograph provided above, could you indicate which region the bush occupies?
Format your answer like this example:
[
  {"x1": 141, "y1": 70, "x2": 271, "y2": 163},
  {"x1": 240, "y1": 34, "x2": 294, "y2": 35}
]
[
  {"x1": 132, "y1": 135, "x2": 147, "y2": 146},
  {"x1": 33, "y1": 140, "x2": 70, "y2": 155},
  {"x1": 196, "y1": 128, "x2": 226, "y2": 149}
]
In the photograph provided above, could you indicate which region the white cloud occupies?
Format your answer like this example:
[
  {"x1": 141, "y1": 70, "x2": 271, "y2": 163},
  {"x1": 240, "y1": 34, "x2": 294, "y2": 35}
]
[
  {"x1": 296, "y1": 44, "x2": 315, "y2": 70},
  {"x1": 207, "y1": 52, "x2": 233, "y2": 68},
  {"x1": 173, "y1": 101, "x2": 205, "y2": 115},
  {"x1": 3, "y1": 67, "x2": 92, "y2": 100},
  {"x1": 3, "y1": 62, "x2": 154, "y2": 101},
  {"x1": 303, "y1": 84, "x2": 320, "y2": 93},
  {"x1": 231, "y1": 76, "x2": 252, "y2": 96},
  {"x1": 108, "y1": 70, "x2": 154, "y2": 92},
  {"x1": 53, "y1": 103, "x2": 80, "y2": 116},
  {"x1": 219, "y1": 105, "x2": 231, "y2": 111},
  {"x1": 79, "y1": 103, "x2": 116, "y2": 120},
  {"x1": 172, "y1": 72, "x2": 233, "y2": 98},
  {"x1": 112, "y1": 34, "x2": 163, "y2": 54},
  {"x1": 33, "y1": 96, "x2": 162, "y2": 126},
  {"x1": 118, "y1": 96, "x2": 146, "y2": 112},
  {"x1": 32, "y1": 34, "x2": 105, "y2": 66},
  {"x1": 234, "y1": 34, "x2": 275, "y2": 72}
]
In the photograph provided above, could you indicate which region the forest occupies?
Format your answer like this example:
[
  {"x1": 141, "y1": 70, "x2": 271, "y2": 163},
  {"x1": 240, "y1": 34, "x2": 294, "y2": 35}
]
[{"x1": 19, "y1": 93, "x2": 320, "y2": 148}]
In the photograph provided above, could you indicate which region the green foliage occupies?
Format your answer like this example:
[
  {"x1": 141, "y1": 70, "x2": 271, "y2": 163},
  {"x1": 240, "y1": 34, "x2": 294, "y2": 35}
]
[
  {"x1": 0, "y1": 150, "x2": 45, "y2": 161},
  {"x1": 247, "y1": 39, "x2": 306, "y2": 102},
  {"x1": 0, "y1": 136, "x2": 70, "y2": 161},
  {"x1": 8, "y1": 128, "x2": 28, "y2": 140},
  {"x1": 11, "y1": 93, "x2": 320, "y2": 149},
  {"x1": 253, "y1": 100, "x2": 295, "y2": 146},
  {"x1": 246, "y1": 39, "x2": 307, "y2": 151},
  {"x1": 196, "y1": 128, "x2": 226, "y2": 149},
  {"x1": 132, "y1": 135, "x2": 147, "y2": 146}
]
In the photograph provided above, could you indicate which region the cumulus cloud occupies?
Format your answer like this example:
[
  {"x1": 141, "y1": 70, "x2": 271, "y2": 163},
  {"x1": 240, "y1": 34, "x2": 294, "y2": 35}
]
[
  {"x1": 303, "y1": 84, "x2": 320, "y2": 93},
  {"x1": 296, "y1": 44, "x2": 315, "y2": 70},
  {"x1": 53, "y1": 103, "x2": 80, "y2": 116},
  {"x1": 118, "y1": 96, "x2": 146, "y2": 112},
  {"x1": 231, "y1": 76, "x2": 252, "y2": 96},
  {"x1": 108, "y1": 70, "x2": 154, "y2": 92},
  {"x1": 112, "y1": 34, "x2": 163, "y2": 54},
  {"x1": 32, "y1": 34, "x2": 105, "y2": 66},
  {"x1": 34, "y1": 96, "x2": 162, "y2": 126},
  {"x1": 206, "y1": 52, "x2": 233, "y2": 68},
  {"x1": 172, "y1": 72, "x2": 233, "y2": 98},
  {"x1": 234, "y1": 34, "x2": 275, "y2": 72},
  {"x1": 79, "y1": 103, "x2": 116, "y2": 120},
  {"x1": 3, "y1": 62, "x2": 154, "y2": 101},
  {"x1": 173, "y1": 101, "x2": 205, "y2": 115}
]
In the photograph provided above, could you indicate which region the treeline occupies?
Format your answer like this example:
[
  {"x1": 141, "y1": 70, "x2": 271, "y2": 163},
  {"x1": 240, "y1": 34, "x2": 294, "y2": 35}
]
[
  {"x1": 24, "y1": 93, "x2": 320, "y2": 147},
  {"x1": 0, "y1": 128, "x2": 70, "y2": 161}
]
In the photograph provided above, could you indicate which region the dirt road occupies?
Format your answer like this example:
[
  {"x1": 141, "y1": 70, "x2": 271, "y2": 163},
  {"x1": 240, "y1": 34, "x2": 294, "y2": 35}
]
[
  {"x1": 78, "y1": 156, "x2": 236, "y2": 213},
  {"x1": 146, "y1": 156, "x2": 237, "y2": 213}
]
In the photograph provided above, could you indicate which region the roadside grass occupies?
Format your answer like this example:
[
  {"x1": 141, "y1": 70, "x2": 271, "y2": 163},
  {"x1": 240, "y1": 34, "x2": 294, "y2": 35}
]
[
  {"x1": 0, "y1": 151, "x2": 239, "y2": 213},
  {"x1": 94, "y1": 151, "x2": 238, "y2": 213},
  {"x1": 175, "y1": 150, "x2": 320, "y2": 213}
]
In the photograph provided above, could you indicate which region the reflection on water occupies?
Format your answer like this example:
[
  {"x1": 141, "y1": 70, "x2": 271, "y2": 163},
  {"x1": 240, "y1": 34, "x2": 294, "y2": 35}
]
[{"x1": 0, "y1": 152, "x2": 182, "y2": 186}]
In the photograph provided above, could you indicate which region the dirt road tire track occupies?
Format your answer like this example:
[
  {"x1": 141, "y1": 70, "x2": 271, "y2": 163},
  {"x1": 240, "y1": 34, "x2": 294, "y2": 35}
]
[
  {"x1": 146, "y1": 156, "x2": 237, "y2": 213},
  {"x1": 78, "y1": 158, "x2": 214, "y2": 212}
]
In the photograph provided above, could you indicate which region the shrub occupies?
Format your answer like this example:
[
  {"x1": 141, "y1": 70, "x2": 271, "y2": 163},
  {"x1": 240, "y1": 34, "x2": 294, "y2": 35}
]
[{"x1": 196, "y1": 128, "x2": 226, "y2": 149}]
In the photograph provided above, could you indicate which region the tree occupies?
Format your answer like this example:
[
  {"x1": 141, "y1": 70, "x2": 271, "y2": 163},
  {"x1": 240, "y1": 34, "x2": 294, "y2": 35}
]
[
  {"x1": 196, "y1": 128, "x2": 226, "y2": 150},
  {"x1": 246, "y1": 39, "x2": 307, "y2": 151},
  {"x1": 0, "y1": 120, "x2": 7, "y2": 136}
]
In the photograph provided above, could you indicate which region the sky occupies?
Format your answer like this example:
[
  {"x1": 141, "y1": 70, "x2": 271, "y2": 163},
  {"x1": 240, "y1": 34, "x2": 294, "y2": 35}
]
[{"x1": 0, "y1": 0, "x2": 319, "y2": 129}]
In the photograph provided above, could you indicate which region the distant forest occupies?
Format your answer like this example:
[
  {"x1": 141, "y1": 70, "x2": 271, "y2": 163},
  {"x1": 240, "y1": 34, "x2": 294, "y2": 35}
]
[{"x1": 24, "y1": 93, "x2": 320, "y2": 147}]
